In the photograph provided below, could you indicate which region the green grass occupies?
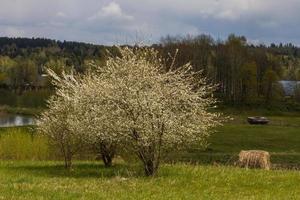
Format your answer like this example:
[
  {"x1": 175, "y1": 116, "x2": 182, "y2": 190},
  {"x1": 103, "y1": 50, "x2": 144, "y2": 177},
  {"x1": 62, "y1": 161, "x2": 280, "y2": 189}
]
[
  {"x1": 0, "y1": 111, "x2": 300, "y2": 199},
  {"x1": 0, "y1": 161, "x2": 300, "y2": 199},
  {"x1": 212, "y1": 124, "x2": 300, "y2": 153},
  {"x1": 1, "y1": 112, "x2": 300, "y2": 166},
  {"x1": 168, "y1": 113, "x2": 300, "y2": 166}
]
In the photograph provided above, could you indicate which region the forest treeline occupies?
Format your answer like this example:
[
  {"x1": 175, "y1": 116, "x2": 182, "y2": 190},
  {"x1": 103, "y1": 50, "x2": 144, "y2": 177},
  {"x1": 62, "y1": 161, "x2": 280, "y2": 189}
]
[{"x1": 0, "y1": 35, "x2": 300, "y2": 108}]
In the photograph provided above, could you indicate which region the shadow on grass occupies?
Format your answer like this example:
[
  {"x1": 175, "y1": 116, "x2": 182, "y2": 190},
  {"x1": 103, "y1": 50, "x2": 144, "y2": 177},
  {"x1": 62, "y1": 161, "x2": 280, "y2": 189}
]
[{"x1": 6, "y1": 161, "x2": 143, "y2": 179}]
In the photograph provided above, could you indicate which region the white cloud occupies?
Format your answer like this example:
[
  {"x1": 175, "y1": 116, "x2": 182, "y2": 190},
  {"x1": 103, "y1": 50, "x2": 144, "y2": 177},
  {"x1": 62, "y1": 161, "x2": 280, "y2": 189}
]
[
  {"x1": 216, "y1": 10, "x2": 238, "y2": 20},
  {"x1": 0, "y1": 0, "x2": 300, "y2": 44},
  {"x1": 88, "y1": 2, "x2": 133, "y2": 21},
  {"x1": 56, "y1": 12, "x2": 66, "y2": 18}
]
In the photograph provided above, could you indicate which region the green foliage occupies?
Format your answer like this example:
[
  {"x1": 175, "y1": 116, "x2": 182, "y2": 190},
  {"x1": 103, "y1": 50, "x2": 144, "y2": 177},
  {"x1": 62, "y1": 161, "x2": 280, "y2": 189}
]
[
  {"x1": 1, "y1": 36, "x2": 300, "y2": 106},
  {"x1": 160, "y1": 34, "x2": 300, "y2": 105},
  {"x1": 241, "y1": 62, "x2": 258, "y2": 104},
  {"x1": 262, "y1": 69, "x2": 283, "y2": 103}
]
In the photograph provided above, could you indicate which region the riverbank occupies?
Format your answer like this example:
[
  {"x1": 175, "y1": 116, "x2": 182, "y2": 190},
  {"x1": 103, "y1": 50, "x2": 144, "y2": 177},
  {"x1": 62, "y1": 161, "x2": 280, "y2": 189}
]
[{"x1": 0, "y1": 106, "x2": 43, "y2": 116}]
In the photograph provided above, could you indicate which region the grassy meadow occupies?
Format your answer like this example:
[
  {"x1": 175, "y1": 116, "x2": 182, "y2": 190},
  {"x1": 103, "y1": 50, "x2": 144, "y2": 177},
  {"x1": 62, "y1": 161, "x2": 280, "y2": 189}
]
[
  {"x1": 0, "y1": 161, "x2": 300, "y2": 199},
  {"x1": 167, "y1": 111, "x2": 300, "y2": 167},
  {"x1": 0, "y1": 110, "x2": 299, "y2": 199}
]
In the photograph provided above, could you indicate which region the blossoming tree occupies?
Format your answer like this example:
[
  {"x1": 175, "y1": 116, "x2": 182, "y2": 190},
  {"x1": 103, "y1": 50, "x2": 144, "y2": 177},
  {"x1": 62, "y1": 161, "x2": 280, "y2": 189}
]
[
  {"x1": 93, "y1": 47, "x2": 223, "y2": 176},
  {"x1": 38, "y1": 47, "x2": 223, "y2": 175},
  {"x1": 37, "y1": 71, "x2": 86, "y2": 170}
]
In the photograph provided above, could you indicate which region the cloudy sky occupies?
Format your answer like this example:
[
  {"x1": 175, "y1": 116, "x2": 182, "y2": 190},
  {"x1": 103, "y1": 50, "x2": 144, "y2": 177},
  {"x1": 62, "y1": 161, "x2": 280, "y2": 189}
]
[{"x1": 0, "y1": 0, "x2": 300, "y2": 45}]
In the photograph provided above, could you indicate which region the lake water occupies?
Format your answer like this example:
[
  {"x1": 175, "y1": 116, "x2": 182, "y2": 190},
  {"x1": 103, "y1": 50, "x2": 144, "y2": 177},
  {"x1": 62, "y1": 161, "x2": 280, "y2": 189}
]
[{"x1": 0, "y1": 113, "x2": 35, "y2": 127}]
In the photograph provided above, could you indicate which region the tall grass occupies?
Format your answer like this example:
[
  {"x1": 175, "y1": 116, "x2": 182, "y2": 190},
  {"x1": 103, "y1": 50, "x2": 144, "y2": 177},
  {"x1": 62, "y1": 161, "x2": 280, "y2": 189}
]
[
  {"x1": 0, "y1": 128, "x2": 49, "y2": 160},
  {"x1": 0, "y1": 127, "x2": 96, "y2": 161}
]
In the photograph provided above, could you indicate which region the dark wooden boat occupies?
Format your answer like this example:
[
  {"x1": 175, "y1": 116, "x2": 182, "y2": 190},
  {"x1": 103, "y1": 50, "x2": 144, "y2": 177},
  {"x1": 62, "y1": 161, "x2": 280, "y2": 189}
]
[{"x1": 247, "y1": 117, "x2": 269, "y2": 125}]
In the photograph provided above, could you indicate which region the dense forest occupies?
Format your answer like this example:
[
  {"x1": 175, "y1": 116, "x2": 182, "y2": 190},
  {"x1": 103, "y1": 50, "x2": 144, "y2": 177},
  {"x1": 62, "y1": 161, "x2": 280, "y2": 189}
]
[
  {"x1": 157, "y1": 35, "x2": 300, "y2": 107},
  {"x1": 0, "y1": 35, "x2": 300, "y2": 109}
]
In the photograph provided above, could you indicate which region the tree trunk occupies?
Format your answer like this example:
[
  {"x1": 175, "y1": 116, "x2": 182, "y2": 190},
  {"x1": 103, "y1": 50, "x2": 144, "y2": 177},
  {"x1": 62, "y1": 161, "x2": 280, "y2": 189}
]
[
  {"x1": 144, "y1": 159, "x2": 157, "y2": 176},
  {"x1": 61, "y1": 144, "x2": 73, "y2": 170},
  {"x1": 102, "y1": 153, "x2": 113, "y2": 167},
  {"x1": 139, "y1": 150, "x2": 160, "y2": 177},
  {"x1": 99, "y1": 143, "x2": 115, "y2": 167},
  {"x1": 64, "y1": 154, "x2": 72, "y2": 170}
]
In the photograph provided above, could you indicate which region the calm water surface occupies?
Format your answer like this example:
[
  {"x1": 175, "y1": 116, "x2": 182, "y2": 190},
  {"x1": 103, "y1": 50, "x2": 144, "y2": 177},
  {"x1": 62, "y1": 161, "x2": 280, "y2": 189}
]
[{"x1": 0, "y1": 113, "x2": 35, "y2": 127}]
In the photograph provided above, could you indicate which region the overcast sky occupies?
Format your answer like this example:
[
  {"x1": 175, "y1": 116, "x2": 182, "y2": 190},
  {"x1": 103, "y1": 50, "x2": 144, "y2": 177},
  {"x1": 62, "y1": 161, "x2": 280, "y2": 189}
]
[{"x1": 0, "y1": 0, "x2": 299, "y2": 45}]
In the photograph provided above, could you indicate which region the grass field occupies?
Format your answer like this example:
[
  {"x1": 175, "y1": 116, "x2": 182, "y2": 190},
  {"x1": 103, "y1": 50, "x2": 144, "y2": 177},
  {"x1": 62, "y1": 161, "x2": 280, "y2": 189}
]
[
  {"x1": 0, "y1": 161, "x2": 300, "y2": 199},
  {"x1": 0, "y1": 110, "x2": 299, "y2": 199},
  {"x1": 167, "y1": 112, "x2": 300, "y2": 167},
  {"x1": 1, "y1": 111, "x2": 300, "y2": 165}
]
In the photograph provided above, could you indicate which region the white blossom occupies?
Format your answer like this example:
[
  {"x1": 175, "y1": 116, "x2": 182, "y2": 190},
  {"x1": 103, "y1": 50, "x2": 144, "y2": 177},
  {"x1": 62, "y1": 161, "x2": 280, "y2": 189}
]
[{"x1": 37, "y1": 47, "x2": 224, "y2": 175}]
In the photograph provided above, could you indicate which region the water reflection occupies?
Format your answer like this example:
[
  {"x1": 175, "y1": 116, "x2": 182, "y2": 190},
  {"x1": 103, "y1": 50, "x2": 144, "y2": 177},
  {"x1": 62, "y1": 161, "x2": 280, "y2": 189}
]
[{"x1": 0, "y1": 114, "x2": 35, "y2": 127}]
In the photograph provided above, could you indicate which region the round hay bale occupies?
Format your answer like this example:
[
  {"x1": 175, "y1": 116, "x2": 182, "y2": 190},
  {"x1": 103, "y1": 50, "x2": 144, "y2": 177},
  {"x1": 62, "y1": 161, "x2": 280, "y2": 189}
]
[{"x1": 238, "y1": 150, "x2": 271, "y2": 170}]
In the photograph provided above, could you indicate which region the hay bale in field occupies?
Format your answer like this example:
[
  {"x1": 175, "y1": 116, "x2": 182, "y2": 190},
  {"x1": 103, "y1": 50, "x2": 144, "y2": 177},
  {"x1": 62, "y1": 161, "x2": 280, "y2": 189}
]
[{"x1": 238, "y1": 150, "x2": 271, "y2": 170}]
